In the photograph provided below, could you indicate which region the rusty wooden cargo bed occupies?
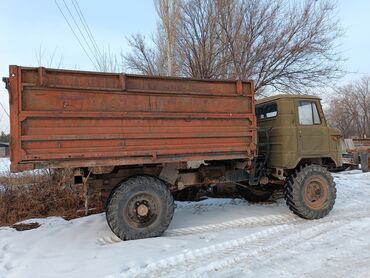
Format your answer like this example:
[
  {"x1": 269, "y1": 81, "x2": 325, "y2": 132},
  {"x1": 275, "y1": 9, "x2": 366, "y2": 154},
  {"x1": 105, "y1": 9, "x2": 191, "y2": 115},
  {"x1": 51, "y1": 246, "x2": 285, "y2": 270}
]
[{"x1": 5, "y1": 66, "x2": 256, "y2": 172}]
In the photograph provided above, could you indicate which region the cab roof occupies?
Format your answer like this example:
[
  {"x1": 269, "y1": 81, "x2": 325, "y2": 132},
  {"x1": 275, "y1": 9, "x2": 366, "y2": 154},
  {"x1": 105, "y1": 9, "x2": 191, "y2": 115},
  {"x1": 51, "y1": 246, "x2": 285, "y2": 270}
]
[{"x1": 256, "y1": 94, "x2": 321, "y2": 105}]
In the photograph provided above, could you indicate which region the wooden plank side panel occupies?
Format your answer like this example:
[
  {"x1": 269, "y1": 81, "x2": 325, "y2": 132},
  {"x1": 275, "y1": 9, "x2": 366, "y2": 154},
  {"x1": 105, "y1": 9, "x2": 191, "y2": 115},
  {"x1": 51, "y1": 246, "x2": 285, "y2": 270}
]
[{"x1": 9, "y1": 66, "x2": 257, "y2": 171}]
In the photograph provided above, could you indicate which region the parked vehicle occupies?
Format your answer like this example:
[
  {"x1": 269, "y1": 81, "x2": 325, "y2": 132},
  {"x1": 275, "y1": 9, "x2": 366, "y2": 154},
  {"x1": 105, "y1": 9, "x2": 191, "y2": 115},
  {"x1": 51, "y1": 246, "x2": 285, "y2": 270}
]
[
  {"x1": 3, "y1": 66, "x2": 342, "y2": 240},
  {"x1": 337, "y1": 138, "x2": 370, "y2": 172}
]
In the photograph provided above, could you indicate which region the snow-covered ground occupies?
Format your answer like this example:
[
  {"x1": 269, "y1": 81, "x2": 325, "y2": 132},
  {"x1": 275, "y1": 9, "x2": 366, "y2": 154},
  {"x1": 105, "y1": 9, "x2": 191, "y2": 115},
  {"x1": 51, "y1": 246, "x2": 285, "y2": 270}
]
[
  {"x1": 0, "y1": 157, "x2": 10, "y2": 191},
  {"x1": 0, "y1": 160, "x2": 369, "y2": 277},
  {"x1": 0, "y1": 158, "x2": 43, "y2": 181},
  {"x1": 0, "y1": 157, "x2": 10, "y2": 175}
]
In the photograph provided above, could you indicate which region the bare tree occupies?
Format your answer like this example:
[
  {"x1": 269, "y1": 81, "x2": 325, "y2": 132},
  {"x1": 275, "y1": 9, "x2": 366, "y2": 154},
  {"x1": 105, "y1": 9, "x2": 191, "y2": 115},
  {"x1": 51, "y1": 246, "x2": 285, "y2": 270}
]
[
  {"x1": 35, "y1": 43, "x2": 123, "y2": 72},
  {"x1": 124, "y1": 34, "x2": 164, "y2": 75},
  {"x1": 154, "y1": 0, "x2": 181, "y2": 75},
  {"x1": 124, "y1": 0, "x2": 344, "y2": 95},
  {"x1": 124, "y1": 0, "x2": 181, "y2": 76},
  {"x1": 35, "y1": 45, "x2": 64, "y2": 68},
  {"x1": 96, "y1": 46, "x2": 124, "y2": 73},
  {"x1": 326, "y1": 76, "x2": 370, "y2": 138}
]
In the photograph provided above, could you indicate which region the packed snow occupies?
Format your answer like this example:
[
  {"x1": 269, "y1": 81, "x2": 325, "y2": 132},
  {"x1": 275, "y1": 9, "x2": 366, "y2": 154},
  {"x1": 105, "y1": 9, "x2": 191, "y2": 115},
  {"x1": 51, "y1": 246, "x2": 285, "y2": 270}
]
[{"x1": 0, "y1": 158, "x2": 369, "y2": 277}]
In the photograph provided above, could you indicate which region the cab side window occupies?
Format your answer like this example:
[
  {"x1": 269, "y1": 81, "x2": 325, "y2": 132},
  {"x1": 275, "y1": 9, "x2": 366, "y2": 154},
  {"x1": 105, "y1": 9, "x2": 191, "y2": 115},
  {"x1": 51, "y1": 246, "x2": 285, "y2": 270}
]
[
  {"x1": 298, "y1": 101, "x2": 321, "y2": 125},
  {"x1": 256, "y1": 102, "x2": 278, "y2": 120}
]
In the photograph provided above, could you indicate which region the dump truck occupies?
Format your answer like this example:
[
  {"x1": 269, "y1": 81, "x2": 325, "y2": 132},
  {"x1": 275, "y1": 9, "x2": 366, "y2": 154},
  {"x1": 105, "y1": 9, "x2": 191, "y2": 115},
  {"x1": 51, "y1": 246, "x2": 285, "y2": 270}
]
[{"x1": 3, "y1": 65, "x2": 342, "y2": 240}]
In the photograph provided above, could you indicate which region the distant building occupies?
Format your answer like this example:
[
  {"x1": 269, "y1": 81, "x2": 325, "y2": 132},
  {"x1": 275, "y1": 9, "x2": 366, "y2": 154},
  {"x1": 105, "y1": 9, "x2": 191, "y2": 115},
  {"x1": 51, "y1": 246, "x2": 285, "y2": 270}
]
[{"x1": 0, "y1": 142, "x2": 9, "y2": 157}]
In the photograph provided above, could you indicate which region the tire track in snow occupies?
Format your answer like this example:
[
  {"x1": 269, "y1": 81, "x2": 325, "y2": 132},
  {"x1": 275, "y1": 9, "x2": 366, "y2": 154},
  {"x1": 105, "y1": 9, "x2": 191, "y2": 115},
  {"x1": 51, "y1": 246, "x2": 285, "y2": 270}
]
[
  {"x1": 191, "y1": 217, "x2": 366, "y2": 278},
  {"x1": 175, "y1": 199, "x2": 245, "y2": 210},
  {"x1": 123, "y1": 224, "x2": 295, "y2": 278},
  {"x1": 96, "y1": 203, "x2": 369, "y2": 246},
  {"x1": 235, "y1": 217, "x2": 370, "y2": 278},
  {"x1": 96, "y1": 212, "x2": 297, "y2": 245},
  {"x1": 97, "y1": 234, "x2": 122, "y2": 245},
  {"x1": 164, "y1": 213, "x2": 297, "y2": 236},
  {"x1": 175, "y1": 198, "x2": 278, "y2": 210},
  {"x1": 165, "y1": 204, "x2": 370, "y2": 238},
  {"x1": 117, "y1": 209, "x2": 370, "y2": 277},
  {"x1": 96, "y1": 199, "x2": 283, "y2": 245}
]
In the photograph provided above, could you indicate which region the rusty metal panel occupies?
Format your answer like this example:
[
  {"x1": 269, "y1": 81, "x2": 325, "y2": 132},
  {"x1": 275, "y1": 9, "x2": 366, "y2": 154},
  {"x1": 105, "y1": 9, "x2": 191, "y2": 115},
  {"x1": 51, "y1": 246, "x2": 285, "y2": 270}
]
[{"x1": 6, "y1": 66, "x2": 257, "y2": 172}]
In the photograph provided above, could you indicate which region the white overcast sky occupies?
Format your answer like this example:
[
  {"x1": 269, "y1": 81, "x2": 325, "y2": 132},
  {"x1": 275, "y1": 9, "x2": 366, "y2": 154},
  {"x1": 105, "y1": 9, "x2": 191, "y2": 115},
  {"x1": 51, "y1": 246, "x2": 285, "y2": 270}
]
[{"x1": 1, "y1": 0, "x2": 370, "y2": 133}]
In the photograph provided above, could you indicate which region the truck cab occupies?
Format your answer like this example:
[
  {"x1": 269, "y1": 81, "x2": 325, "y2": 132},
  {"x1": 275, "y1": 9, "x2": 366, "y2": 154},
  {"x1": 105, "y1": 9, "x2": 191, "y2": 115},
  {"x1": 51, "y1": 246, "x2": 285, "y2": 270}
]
[
  {"x1": 240, "y1": 95, "x2": 341, "y2": 223},
  {"x1": 256, "y1": 95, "x2": 342, "y2": 176}
]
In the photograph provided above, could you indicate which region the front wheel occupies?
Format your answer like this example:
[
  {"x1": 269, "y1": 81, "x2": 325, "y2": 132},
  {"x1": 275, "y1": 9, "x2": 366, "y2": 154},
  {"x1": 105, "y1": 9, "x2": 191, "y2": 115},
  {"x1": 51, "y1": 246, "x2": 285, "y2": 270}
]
[
  {"x1": 106, "y1": 176, "x2": 174, "y2": 240},
  {"x1": 284, "y1": 164, "x2": 336, "y2": 219}
]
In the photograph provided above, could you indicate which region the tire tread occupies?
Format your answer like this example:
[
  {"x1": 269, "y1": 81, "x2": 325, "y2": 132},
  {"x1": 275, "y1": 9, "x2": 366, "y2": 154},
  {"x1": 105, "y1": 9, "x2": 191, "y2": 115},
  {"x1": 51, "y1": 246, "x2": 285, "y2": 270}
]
[
  {"x1": 283, "y1": 164, "x2": 336, "y2": 219},
  {"x1": 106, "y1": 176, "x2": 174, "y2": 240}
]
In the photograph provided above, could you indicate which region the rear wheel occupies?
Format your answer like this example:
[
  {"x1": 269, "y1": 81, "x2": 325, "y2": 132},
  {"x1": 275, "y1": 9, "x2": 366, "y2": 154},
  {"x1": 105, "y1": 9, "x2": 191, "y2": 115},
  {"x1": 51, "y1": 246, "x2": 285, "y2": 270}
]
[
  {"x1": 284, "y1": 164, "x2": 336, "y2": 219},
  {"x1": 106, "y1": 176, "x2": 174, "y2": 240}
]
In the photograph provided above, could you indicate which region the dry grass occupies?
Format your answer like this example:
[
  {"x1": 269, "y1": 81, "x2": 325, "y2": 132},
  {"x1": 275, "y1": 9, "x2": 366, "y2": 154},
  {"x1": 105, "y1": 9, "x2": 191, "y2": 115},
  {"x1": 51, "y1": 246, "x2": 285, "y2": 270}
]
[{"x1": 0, "y1": 169, "x2": 104, "y2": 227}]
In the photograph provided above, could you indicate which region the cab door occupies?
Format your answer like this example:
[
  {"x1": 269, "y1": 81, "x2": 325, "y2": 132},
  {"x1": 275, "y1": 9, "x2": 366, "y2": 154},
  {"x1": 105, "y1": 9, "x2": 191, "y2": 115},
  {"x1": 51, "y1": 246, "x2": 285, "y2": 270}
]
[{"x1": 297, "y1": 99, "x2": 330, "y2": 156}]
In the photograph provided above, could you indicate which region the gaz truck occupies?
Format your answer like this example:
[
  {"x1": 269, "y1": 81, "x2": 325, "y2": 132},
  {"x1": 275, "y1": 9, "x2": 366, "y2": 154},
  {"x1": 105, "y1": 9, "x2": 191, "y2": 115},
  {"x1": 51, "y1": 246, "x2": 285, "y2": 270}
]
[{"x1": 3, "y1": 66, "x2": 342, "y2": 240}]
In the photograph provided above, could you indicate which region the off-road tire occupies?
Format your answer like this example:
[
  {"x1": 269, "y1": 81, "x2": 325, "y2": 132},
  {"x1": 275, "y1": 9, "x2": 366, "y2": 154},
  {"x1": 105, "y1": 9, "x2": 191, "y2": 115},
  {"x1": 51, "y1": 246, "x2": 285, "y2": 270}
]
[
  {"x1": 106, "y1": 176, "x2": 174, "y2": 240},
  {"x1": 237, "y1": 186, "x2": 272, "y2": 202},
  {"x1": 284, "y1": 164, "x2": 336, "y2": 219}
]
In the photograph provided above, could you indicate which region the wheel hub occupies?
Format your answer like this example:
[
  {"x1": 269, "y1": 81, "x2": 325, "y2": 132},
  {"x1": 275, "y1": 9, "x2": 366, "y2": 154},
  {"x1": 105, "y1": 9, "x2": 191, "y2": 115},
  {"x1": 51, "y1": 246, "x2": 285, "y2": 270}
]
[
  {"x1": 124, "y1": 193, "x2": 159, "y2": 228},
  {"x1": 303, "y1": 176, "x2": 329, "y2": 209},
  {"x1": 136, "y1": 203, "x2": 149, "y2": 217}
]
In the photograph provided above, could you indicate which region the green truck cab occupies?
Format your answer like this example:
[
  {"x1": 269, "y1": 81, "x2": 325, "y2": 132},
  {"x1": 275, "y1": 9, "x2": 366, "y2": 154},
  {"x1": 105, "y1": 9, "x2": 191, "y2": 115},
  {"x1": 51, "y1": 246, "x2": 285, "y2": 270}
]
[
  {"x1": 251, "y1": 95, "x2": 342, "y2": 219},
  {"x1": 257, "y1": 95, "x2": 342, "y2": 171}
]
